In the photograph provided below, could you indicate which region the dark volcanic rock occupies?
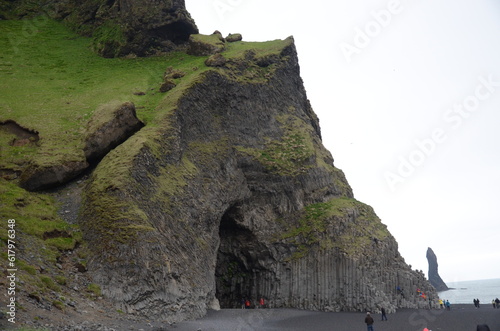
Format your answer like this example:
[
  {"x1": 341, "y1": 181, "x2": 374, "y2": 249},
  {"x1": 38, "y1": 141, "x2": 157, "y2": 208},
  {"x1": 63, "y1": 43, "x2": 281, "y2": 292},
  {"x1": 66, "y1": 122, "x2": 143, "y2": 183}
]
[
  {"x1": 226, "y1": 33, "x2": 242, "y2": 42},
  {"x1": 83, "y1": 101, "x2": 144, "y2": 164},
  {"x1": 159, "y1": 79, "x2": 177, "y2": 93},
  {"x1": 9, "y1": 0, "x2": 198, "y2": 57},
  {"x1": 19, "y1": 160, "x2": 88, "y2": 191},
  {"x1": 164, "y1": 66, "x2": 186, "y2": 80},
  {"x1": 80, "y1": 38, "x2": 438, "y2": 323},
  {"x1": 205, "y1": 53, "x2": 227, "y2": 67},
  {"x1": 427, "y1": 247, "x2": 449, "y2": 291}
]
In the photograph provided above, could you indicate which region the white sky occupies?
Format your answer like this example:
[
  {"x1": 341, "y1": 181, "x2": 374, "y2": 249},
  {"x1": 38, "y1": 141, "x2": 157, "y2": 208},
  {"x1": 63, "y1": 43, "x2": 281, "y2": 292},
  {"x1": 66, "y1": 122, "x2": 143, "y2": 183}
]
[{"x1": 185, "y1": 0, "x2": 500, "y2": 282}]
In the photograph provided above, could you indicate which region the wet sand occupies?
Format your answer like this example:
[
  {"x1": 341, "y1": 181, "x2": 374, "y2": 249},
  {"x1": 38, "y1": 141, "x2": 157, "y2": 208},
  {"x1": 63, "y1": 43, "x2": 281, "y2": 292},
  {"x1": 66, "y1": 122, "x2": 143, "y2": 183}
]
[{"x1": 172, "y1": 305, "x2": 500, "y2": 331}]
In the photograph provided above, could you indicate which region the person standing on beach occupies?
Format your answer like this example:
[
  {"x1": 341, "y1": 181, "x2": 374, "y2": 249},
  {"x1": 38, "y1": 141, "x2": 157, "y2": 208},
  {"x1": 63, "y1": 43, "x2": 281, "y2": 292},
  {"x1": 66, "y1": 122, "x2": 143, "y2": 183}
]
[
  {"x1": 365, "y1": 312, "x2": 374, "y2": 331},
  {"x1": 445, "y1": 300, "x2": 451, "y2": 310},
  {"x1": 380, "y1": 307, "x2": 387, "y2": 321},
  {"x1": 439, "y1": 299, "x2": 443, "y2": 309}
]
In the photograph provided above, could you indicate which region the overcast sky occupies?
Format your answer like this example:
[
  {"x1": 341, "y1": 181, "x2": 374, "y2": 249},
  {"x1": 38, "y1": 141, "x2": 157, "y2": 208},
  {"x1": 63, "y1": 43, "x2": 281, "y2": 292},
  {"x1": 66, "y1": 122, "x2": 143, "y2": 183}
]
[{"x1": 185, "y1": 0, "x2": 500, "y2": 282}]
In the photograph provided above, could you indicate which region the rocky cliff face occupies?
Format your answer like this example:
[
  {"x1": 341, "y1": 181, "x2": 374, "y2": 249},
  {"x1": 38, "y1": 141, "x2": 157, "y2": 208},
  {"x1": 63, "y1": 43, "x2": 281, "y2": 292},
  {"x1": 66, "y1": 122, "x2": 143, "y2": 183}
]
[
  {"x1": 2, "y1": 0, "x2": 198, "y2": 57},
  {"x1": 0, "y1": 3, "x2": 438, "y2": 324},
  {"x1": 427, "y1": 247, "x2": 449, "y2": 291},
  {"x1": 79, "y1": 37, "x2": 437, "y2": 322}
]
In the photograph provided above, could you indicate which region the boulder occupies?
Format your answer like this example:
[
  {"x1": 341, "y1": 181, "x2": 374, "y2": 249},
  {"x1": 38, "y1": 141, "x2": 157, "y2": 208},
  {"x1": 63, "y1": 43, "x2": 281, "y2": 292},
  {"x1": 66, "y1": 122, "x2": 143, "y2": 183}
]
[
  {"x1": 212, "y1": 30, "x2": 225, "y2": 41},
  {"x1": 226, "y1": 33, "x2": 242, "y2": 42},
  {"x1": 205, "y1": 53, "x2": 227, "y2": 67},
  {"x1": 164, "y1": 66, "x2": 186, "y2": 80},
  {"x1": 159, "y1": 79, "x2": 177, "y2": 92},
  {"x1": 83, "y1": 101, "x2": 144, "y2": 163},
  {"x1": 187, "y1": 34, "x2": 226, "y2": 56},
  {"x1": 19, "y1": 160, "x2": 88, "y2": 191}
]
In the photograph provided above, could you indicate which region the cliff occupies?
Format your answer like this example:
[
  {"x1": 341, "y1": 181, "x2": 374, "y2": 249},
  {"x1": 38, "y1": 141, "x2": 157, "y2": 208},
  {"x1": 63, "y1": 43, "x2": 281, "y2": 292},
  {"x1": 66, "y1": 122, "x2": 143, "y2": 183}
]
[
  {"x1": 0, "y1": 5, "x2": 438, "y2": 326},
  {"x1": 0, "y1": 0, "x2": 198, "y2": 57},
  {"x1": 427, "y1": 247, "x2": 449, "y2": 291},
  {"x1": 79, "y1": 37, "x2": 437, "y2": 322}
]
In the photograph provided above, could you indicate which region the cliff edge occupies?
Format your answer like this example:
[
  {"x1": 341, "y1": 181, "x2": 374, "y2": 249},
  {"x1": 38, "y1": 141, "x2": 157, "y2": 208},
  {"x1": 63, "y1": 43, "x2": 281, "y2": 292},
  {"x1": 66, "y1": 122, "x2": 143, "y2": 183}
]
[
  {"x1": 80, "y1": 36, "x2": 437, "y2": 321},
  {"x1": 0, "y1": 7, "x2": 438, "y2": 326}
]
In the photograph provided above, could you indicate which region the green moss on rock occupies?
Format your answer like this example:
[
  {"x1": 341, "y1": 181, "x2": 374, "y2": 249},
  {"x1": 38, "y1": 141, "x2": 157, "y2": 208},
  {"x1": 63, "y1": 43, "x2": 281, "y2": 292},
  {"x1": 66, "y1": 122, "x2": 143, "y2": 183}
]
[
  {"x1": 237, "y1": 114, "x2": 316, "y2": 177},
  {"x1": 92, "y1": 20, "x2": 127, "y2": 58},
  {"x1": 187, "y1": 34, "x2": 225, "y2": 56},
  {"x1": 281, "y1": 197, "x2": 390, "y2": 259}
]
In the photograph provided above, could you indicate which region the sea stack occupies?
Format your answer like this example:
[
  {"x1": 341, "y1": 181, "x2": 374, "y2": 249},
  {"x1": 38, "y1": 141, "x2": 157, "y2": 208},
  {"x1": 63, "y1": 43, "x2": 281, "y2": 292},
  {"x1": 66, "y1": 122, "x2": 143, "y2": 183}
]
[{"x1": 426, "y1": 247, "x2": 449, "y2": 291}]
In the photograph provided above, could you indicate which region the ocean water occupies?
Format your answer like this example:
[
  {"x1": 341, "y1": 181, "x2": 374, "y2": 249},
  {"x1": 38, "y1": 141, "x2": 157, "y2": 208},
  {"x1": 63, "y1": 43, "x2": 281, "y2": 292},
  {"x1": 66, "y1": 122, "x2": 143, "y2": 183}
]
[{"x1": 437, "y1": 278, "x2": 500, "y2": 305}]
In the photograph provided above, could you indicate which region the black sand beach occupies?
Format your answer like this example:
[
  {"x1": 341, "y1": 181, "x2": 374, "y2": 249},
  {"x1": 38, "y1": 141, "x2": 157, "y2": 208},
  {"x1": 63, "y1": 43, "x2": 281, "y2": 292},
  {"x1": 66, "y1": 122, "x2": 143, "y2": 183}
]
[{"x1": 172, "y1": 305, "x2": 500, "y2": 331}]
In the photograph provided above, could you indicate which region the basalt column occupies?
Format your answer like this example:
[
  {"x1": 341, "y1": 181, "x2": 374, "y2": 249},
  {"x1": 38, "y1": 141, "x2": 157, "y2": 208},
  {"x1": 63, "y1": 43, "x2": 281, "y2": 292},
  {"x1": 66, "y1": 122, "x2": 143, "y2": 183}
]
[{"x1": 215, "y1": 204, "x2": 277, "y2": 308}]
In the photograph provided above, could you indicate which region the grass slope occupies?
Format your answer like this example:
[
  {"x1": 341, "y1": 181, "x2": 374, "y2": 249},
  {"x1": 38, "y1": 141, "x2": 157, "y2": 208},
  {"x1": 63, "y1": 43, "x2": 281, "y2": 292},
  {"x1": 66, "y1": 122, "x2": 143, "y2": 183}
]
[
  {"x1": 0, "y1": 18, "x2": 202, "y2": 170},
  {"x1": 281, "y1": 197, "x2": 390, "y2": 259}
]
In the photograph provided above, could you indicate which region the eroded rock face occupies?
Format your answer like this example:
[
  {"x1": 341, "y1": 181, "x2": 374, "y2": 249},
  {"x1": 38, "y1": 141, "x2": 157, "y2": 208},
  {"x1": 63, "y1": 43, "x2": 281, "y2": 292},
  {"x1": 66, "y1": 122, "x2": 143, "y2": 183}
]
[
  {"x1": 19, "y1": 160, "x2": 88, "y2": 191},
  {"x1": 427, "y1": 247, "x2": 449, "y2": 291},
  {"x1": 0, "y1": 120, "x2": 39, "y2": 146},
  {"x1": 12, "y1": 0, "x2": 198, "y2": 57},
  {"x1": 16, "y1": 101, "x2": 143, "y2": 191},
  {"x1": 83, "y1": 101, "x2": 144, "y2": 163},
  {"x1": 81, "y1": 40, "x2": 438, "y2": 323}
]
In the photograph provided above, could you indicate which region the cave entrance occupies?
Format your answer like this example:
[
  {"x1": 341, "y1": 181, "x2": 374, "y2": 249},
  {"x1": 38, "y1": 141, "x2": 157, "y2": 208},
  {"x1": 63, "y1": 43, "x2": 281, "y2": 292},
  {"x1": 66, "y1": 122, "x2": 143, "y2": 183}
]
[{"x1": 215, "y1": 205, "x2": 264, "y2": 308}]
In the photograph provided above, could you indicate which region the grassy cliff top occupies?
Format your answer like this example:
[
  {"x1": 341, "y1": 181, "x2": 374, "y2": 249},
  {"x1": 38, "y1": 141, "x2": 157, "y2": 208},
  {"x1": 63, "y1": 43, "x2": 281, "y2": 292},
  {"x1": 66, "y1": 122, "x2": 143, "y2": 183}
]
[{"x1": 0, "y1": 18, "x2": 291, "y2": 173}]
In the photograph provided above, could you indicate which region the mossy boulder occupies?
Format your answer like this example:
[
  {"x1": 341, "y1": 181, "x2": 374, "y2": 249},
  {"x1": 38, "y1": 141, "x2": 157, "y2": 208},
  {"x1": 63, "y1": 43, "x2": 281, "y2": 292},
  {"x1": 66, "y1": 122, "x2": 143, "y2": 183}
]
[
  {"x1": 187, "y1": 34, "x2": 226, "y2": 56},
  {"x1": 83, "y1": 101, "x2": 144, "y2": 163},
  {"x1": 159, "y1": 79, "x2": 177, "y2": 92},
  {"x1": 19, "y1": 159, "x2": 88, "y2": 191},
  {"x1": 226, "y1": 33, "x2": 242, "y2": 42}
]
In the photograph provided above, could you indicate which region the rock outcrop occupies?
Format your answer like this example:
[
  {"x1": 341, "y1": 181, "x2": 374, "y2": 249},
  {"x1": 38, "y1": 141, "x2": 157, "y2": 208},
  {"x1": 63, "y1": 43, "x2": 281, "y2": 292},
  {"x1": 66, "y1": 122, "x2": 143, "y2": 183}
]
[
  {"x1": 17, "y1": 101, "x2": 143, "y2": 191},
  {"x1": 80, "y1": 37, "x2": 438, "y2": 323},
  {"x1": 5, "y1": 0, "x2": 198, "y2": 57},
  {"x1": 187, "y1": 33, "x2": 226, "y2": 56},
  {"x1": 19, "y1": 159, "x2": 88, "y2": 191},
  {"x1": 226, "y1": 33, "x2": 243, "y2": 43},
  {"x1": 83, "y1": 101, "x2": 144, "y2": 164},
  {"x1": 427, "y1": 247, "x2": 449, "y2": 291}
]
